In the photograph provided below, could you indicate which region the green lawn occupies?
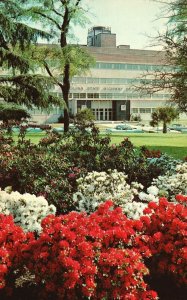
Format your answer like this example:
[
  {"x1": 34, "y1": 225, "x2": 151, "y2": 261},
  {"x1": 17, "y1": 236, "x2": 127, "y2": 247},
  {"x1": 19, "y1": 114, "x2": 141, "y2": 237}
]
[
  {"x1": 108, "y1": 132, "x2": 187, "y2": 159},
  {"x1": 12, "y1": 131, "x2": 187, "y2": 160}
]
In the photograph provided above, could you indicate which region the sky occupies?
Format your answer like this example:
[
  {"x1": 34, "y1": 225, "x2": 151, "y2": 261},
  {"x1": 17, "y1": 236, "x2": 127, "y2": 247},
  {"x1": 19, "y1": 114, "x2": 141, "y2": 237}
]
[{"x1": 72, "y1": 0, "x2": 168, "y2": 50}]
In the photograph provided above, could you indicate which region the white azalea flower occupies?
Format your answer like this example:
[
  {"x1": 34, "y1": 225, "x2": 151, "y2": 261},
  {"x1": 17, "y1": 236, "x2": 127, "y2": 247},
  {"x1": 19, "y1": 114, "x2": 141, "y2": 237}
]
[
  {"x1": 73, "y1": 169, "x2": 143, "y2": 213},
  {"x1": 0, "y1": 189, "x2": 56, "y2": 233}
]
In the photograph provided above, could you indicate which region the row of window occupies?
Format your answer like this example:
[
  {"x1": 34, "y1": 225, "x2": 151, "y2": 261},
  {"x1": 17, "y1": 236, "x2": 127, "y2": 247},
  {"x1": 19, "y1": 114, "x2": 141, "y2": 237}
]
[
  {"x1": 69, "y1": 93, "x2": 170, "y2": 100},
  {"x1": 71, "y1": 77, "x2": 152, "y2": 85},
  {"x1": 132, "y1": 108, "x2": 156, "y2": 114},
  {"x1": 94, "y1": 63, "x2": 172, "y2": 71}
]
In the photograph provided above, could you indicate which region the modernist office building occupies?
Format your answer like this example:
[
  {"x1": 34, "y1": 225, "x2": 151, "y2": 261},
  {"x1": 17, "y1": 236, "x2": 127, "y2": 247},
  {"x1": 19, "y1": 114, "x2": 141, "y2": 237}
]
[
  {"x1": 2, "y1": 26, "x2": 169, "y2": 123},
  {"x1": 66, "y1": 26, "x2": 170, "y2": 122}
]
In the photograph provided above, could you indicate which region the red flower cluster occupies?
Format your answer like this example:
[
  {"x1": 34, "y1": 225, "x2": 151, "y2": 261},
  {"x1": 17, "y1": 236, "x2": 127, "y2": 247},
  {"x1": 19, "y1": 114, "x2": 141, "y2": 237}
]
[
  {"x1": 0, "y1": 214, "x2": 32, "y2": 290},
  {"x1": 140, "y1": 195, "x2": 187, "y2": 285},
  {"x1": 25, "y1": 201, "x2": 156, "y2": 299}
]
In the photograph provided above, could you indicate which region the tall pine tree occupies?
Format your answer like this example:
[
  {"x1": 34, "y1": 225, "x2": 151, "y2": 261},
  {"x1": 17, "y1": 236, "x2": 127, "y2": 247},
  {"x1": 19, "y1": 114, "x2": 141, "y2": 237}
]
[{"x1": 0, "y1": 0, "x2": 64, "y2": 110}]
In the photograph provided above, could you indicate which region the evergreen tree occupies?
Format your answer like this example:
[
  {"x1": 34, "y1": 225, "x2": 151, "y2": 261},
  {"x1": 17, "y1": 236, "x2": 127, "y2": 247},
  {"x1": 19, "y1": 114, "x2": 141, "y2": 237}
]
[{"x1": 0, "y1": 0, "x2": 63, "y2": 110}]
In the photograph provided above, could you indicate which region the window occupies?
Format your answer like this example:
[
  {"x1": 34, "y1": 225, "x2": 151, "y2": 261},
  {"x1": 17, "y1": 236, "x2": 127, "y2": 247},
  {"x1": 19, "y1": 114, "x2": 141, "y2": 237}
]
[
  {"x1": 73, "y1": 93, "x2": 80, "y2": 98},
  {"x1": 100, "y1": 93, "x2": 112, "y2": 99},
  {"x1": 87, "y1": 93, "x2": 99, "y2": 98},
  {"x1": 139, "y1": 108, "x2": 151, "y2": 113},
  {"x1": 132, "y1": 108, "x2": 139, "y2": 113},
  {"x1": 72, "y1": 77, "x2": 86, "y2": 84},
  {"x1": 87, "y1": 78, "x2": 99, "y2": 84},
  {"x1": 79, "y1": 93, "x2": 86, "y2": 98}
]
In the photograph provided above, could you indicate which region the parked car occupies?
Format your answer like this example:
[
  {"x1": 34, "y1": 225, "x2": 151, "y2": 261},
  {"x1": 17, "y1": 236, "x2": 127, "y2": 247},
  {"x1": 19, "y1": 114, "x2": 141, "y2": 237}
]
[
  {"x1": 106, "y1": 124, "x2": 144, "y2": 133},
  {"x1": 169, "y1": 124, "x2": 187, "y2": 132},
  {"x1": 52, "y1": 124, "x2": 91, "y2": 133},
  {"x1": 11, "y1": 126, "x2": 43, "y2": 133}
]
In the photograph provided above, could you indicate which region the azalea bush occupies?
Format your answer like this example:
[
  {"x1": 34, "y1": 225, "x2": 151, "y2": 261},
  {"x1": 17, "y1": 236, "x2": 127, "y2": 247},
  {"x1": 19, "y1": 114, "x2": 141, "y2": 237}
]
[
  {"x1": 0, "y1": 137, "x2": 76, "y2": 214},
  {"x1": 73, "y1": 169, "x2": 143, "y2": 214},
  {"x1": 25, "y1": 201, "x2": 157, "y2": 300},
  {"x1": 0, "y1": 126, "x2": 184, "y2": 216},
  {"x1": 141, "y1": 153, "x2": 180, "y2": 188},
  {"x1": 138, "y1": 195, "x2": 187, "y2": 299},
  {"x1": 0, "y1": 197, "x2": 186, "y2": 299},
  {"x1": 152, "y1": 162, "x2": 187, "y2": 200},
  {"x1": 141, "y1": 146, "x2": 161, "y2": 158},
  {"x1": 0, "y1": 189, "x2": 56, "y2": 232},
  {"x1": 0, "y1": 214, "x2": 33, "y2": 292}
]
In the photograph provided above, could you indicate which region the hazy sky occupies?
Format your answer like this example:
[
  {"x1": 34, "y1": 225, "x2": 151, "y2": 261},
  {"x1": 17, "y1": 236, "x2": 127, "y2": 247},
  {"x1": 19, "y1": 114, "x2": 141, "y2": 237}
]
[{"x1": 73, "y1": 0, "x2": 168, "y2": 50}]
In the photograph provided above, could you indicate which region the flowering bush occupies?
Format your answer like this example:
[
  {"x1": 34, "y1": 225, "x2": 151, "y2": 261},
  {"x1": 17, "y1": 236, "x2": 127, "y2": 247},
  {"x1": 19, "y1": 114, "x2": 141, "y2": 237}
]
[
  {"x1": 152, "y1": 162, "x2": 187, "y2": 200},
  {"x1": 138, "y1": 195, "x2": 187, "y2": 287},
  {"x1": 0, "y1": 189, "x2": 56, "y2": 232},
  {"x1": 141, "y1": 147, "x2": 161, "y2": 158},
  {"x1": 147, "y1": 154, "x2": 180, "y2": 175},
  {"x1": 73, "y1": 169, "x2": 143, "y2": 215},
  {"x1": 0, "y1": 197, "x2": 186, "y2": 299},
  {"x1": 138, "y1": 186, "x2": 159, "y2": 203},
  {"x1": 0, "y1": 214, "x2": 30, "y2": 291},
  {"x1": 26, "y1": 201, "x2": 157, "y2": 300}
]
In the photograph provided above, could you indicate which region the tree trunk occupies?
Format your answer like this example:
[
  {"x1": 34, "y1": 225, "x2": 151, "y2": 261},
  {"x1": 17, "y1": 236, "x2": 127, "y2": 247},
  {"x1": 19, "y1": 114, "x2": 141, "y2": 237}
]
[
  {"x1": 163, "y1": 121, "x2": 167, "y2": 133},
  {"x1": 60, "y1": 5, "x2": 70, "y2": 132},
  {"x1": 62, "y1": 64, "x2": 70, "y2": 132}
]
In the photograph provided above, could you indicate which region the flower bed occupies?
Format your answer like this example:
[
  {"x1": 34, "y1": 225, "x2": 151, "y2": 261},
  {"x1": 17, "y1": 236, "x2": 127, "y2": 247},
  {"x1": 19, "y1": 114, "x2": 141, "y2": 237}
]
[
  {"x1": 0, "y1": 197, "x2": 186, "y2": 299},
  {"x1": 0, "y1": 126, "x2": 187, "y2": 299}
]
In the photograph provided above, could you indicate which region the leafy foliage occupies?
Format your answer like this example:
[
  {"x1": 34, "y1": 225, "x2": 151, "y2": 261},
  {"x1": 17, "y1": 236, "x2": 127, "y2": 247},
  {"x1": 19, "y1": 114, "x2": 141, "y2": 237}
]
[
  {"x1": 0, "y1": 0, "x2": 64, "y2": 109},
  {"x1": 0, "y1": 102, "x2": 30, "y2": 122},
  {"x1": 74, "y1": 108, "x2": 95, "y2": 125},
  {"x1": 150, "y1": 106, "x2": 179, "y2": 133}
]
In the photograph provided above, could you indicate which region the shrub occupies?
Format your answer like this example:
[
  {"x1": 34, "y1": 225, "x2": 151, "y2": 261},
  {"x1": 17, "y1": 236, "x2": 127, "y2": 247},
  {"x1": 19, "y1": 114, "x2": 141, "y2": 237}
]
[
  {"x1": 141, "y1": 146, "x2": 161, "y2": 158},
  {"x1": 75, "y1": 108, "x2": 95, "y2": 125},
  {"x1": 143, "y1": 153, "x2": 181, "y2": 187},
  {"x1": 139, "y1": 195, "x2": 187, "y2": 287},
  {"x1": 0, "y1": 214, "x2": 33, "y2": 292},
  {"x1": 152, "y1": 162, "x2": 187, "y2": 200},
  {"x1": 0, "y1": 197, "x2": 187, "y2": 299},
  {"x1": 0, "y1": 137, "x2": 75, "y2": 214},
  {"x1": 0, "y1": 189, "x2": 56, "y2": 233},
  {"x1": 26, "y1": 201, "x2": 157, "y2": 299},
  {"x1": 73, "y1": 169, "x2": 144, "y2": 217},
  {"x1": 0, "y1": 126, "x2": 182, "y2": 214}
]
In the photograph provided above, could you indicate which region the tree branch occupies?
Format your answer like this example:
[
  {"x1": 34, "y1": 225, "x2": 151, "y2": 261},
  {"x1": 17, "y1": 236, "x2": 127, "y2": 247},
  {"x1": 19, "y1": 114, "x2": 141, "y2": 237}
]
[{"x1": 31, "y1": 10, "x2": 61, "y2": 30}]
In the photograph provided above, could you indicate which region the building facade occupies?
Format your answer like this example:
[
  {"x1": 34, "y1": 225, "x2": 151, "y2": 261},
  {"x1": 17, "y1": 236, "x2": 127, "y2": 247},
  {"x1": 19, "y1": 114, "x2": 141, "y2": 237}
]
[
  {"x1": 1, "y1": 26, "x2": 171, "y2": 124},
  {"x1": 66, "y1": 26, "x2": 170, "y2": 122}
]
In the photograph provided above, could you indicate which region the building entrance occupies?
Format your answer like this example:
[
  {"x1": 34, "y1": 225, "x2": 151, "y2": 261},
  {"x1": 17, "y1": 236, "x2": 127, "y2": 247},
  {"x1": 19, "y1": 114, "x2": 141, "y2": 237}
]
[{"x1": 92, "y1": 108, "x2": 112, "y2": 121}]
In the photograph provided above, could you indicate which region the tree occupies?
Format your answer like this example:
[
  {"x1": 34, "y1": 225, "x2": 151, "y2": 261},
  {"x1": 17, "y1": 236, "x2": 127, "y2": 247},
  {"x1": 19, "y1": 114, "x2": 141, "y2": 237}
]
[
  {"x1": 0, "y1": 0, "x2": 63, "y2": 110},
  {"x1": 18, "y1": 0, "x2": 94, "y2": 132},
  {"x1": 137, "y1": 0, "x2": 187, "y2": 113},
  {"x1": 150, "y1": 106, "x2": 179, "y2": 133}
]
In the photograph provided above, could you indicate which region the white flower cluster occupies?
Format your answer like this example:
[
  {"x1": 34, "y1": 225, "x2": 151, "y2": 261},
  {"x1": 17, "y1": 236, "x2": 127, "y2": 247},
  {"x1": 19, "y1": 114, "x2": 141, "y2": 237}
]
[
  {"x1": 122, "y1": 202, "x2": 147, "y2": 220},
  {"x1": 73, "y1": 169, "x2": 144, "y2": 218},
  {"x1": 152, "y1": 162, "x2": 187, "y2": 201},
  {"x1": 138, "y1": 186, "x2": 159, "y2": 203},
  {"x1": 0, "y1": 189, "x2": 56, "y2": 232}
]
